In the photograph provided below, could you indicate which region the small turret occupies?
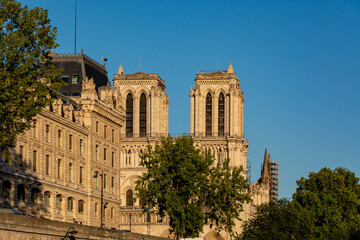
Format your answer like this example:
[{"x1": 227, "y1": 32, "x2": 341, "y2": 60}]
[
  {"x1": 227, "y1": 61, "x2": 234, "y2": 73},
  {"x1": 118, "y1": 63, "x2": 124, "y2": 75}
]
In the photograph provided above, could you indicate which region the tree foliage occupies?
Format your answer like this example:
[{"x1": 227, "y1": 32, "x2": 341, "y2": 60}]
[
  {"x1": 0, "y1": 0, "x2": 62, "y2": 150},
  {"x1": 241, "y1": 167, "x2": 360, "y2": 240},
  {"x1": 240, "y1": 199, "x2": 312, "y2": 240},
  {"x1": 293, "y1": 167, "x2": 360, "y2": 239},
  {"x1": 135, "y1": 136, "x2": 251, "y2": 238}
]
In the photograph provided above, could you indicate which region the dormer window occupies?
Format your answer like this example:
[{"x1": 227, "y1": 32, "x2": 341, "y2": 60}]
[{"x1": 72, "y1": 75, "x2": 80, "y2": 83}]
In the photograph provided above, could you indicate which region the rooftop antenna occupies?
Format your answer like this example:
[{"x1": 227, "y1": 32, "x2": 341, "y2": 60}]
[
  {"x1": 217, "y1": 56, "x2": 219, "y2": 70},
  {"x1": 74, "y1": 0, "x2": 77, "y2": 53}
]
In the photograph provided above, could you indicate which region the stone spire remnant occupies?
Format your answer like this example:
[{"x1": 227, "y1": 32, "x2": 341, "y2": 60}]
[
  {"x1": 227, "y1": 61, "x2": 234, "y2": 73},
  {"x1": 118, "y1": 63, "x2": 124, "y2": 75}
]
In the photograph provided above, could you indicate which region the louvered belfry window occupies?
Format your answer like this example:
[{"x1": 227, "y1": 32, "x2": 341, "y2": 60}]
[
  {"x1": 126, "y1": 94, "x2": 133, "y2": 137},
  {"x1": 218, "y1": 93, "x2": 225, "y2": 136},
  {"x1": 139, "y1": 93, "x2": 147, "y2": 137},
  {"x1": 206, "y1": 93, "x2": 212, "y2": 136}
]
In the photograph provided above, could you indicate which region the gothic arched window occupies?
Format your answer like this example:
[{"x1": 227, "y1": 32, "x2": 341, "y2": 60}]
[
  {"x1": 126, "y1": 93, "x2": 133, "y2": 138},
  {"x1": 126, "y1": 189, "x2": 133, "y2": 207},
  {"x1": 206, "y1": 93, "x2": 212, "y2": 136},
  {"x1": 218, "y1": 92, "x2": 225, "y2": 136},
  {"x1": 139, "y1": 93, "x2": 147, "y2": 137}
]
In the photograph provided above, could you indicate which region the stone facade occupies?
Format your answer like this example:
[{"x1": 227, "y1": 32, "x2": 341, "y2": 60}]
[{"x1": 0, "y1": 57, "x2": 273, "y2": 239}]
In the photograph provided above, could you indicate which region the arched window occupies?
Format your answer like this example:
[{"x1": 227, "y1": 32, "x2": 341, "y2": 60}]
[
  {"x1": 128, "y1": 150, "x2": 131, "y2": 165},
  {"x1": 67, "y1": 197, "x2": 73, "y2": 211},
  {"x1": 126, "y1": 94, "x2": 133, "y2": 137},
  {"x1": 218, "y1": 92, "x2": 225, "y2": 136},
  {"x1": 78, "y1": 200, "x2": 84, "y2": 213},
  {"x1": 139, "y1": 93, "x2": 147, "y2": 137},
  {"x1": 17, "y1": 184, "x2": 26, "y2": 201},
  {"x1": 31, "y1": 188, "x2": 40, "y2": 204},
  {"x1": 44, "y1": 191, "x2": 51, "y2": 206},
  {"x1": 218, "y1": 148, "x2": 223, "y2": 165},
  {"x1": 56, "y1": 194, "x2": 62, "y2": 209},
  {"x1": 3, "y1": 181, "x2": 11, "y2": 202},
  {"x1": 126, "y1": 189, "x2": 133, "y2": 207},
  {"x1": 206, "y1": 93, "x2": 212, "y2": 136}
]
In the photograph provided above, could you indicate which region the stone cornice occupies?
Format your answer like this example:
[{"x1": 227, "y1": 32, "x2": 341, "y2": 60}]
[
  {"x1": 40, "y1": 109, "x2": 89, "y2": 135},
  {"x1": 113, "y1": 73, "x2": 166, "y2": 89},
  {"x1": 81, "y1": 99, "x2": 125, "y2": 126}
]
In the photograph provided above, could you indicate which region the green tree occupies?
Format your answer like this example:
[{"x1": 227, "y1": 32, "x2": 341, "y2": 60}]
[
  {"x1": 136, "y1": 136, "x2": 251, "y2": 238},
  {"x1": 240, "y1": 199, "x2": 313, "y2": 240},
  {"x1": 0, "y1": 0, "x2": 62, "y2": 151},
  {"x1": 241, "y1": 167, "x2": 360, "y2": 240},
  {"x1": 293, "y1": 167, "x2": 360, "y2": 239}
]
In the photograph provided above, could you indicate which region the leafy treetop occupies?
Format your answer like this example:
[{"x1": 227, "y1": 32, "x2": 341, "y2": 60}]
[
  {"x1": 0, "y1": 0, "x2": 63, "y2": 150},
  {"x1": 136, "y1": 136, "x2": 251, "y2": 238}
]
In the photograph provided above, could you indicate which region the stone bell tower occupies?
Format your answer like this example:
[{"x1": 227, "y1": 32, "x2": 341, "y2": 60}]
[
  {"x1": 113, "y1": 64, "x2": 169, "y2": 139},
  {"x1": 112, "y1": 64, "x2": 169, "y2": 218},
  {"x1": 189, "y1": 62, "x2": 248, "y2": 170}
]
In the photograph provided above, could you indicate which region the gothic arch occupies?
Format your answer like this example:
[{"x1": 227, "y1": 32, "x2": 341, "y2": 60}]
[
  {"x1": 137, "y1": 88, "x2": 150, "y2": 98},
  {"x1": 218, "y1": 92, "x2": 225, "y2": 136},
  {"x1": 123, "y1": 87, "x2": 136, "y2": 97},
  {"x1": 122, "y1": 175, "x2": 138, "y2": 191},
  {"x1": 202, "y1": 87, "x2": 215, "y2": 97},
  {"x1": 206, "y1": 92, "x2": 212, "y2": 136},
  {"x1": 126, "y1": 93, "x2": 134, "y2": 138},
  {"x1": 215, "y1": 87, "x2": 227, "y2": 96},
  {"x1": 139, "y1": 93, "x2": 147, "y2": 137}
]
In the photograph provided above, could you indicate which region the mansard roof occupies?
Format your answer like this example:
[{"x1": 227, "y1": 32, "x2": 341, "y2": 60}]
[{"x1": 51, "y1": 52, "x2": 110, "y2": 97}]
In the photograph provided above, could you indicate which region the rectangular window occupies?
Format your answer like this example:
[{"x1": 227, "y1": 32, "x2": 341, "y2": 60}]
[
  {"x1": 46, "y1": 125, "x2": 50, "y2": 143},
  {"x1": 95, "y1": 203, "x2": 98, "y2": 216},
  {"x1": 111, "y1": 177, "x2": 114, "y2": 194},
  {"x1": 96, "y1": 121, "x2": 99, "y2": 134},
  {"x1": 112, "y1": 129, "x2": 114, "y2": 143},
  {"x1": 95, "y1": 176, "x2": 98, "y2": 189},
  {"x1": 69, "y1": 134, "x2": 72, "y2": 152},
  {"x1": 104, "y1": 148, "x2": 107, "y2": 163},
  {"x1": 104, "y1": 174, "x2": 107, "y2": 191},
  {"x1": 80, "y1": 139, "x2": 83, "y2": 156},
  {"x1": 80, "y1": 166, "x2": 83, "y2": 184},
  {"x1": 96, "y1": 145, "x2": 99, "y2": 161},
  {"x1": 104, "y1": 125, "x2": 107, "y2": 139},
  {"x1": 19, "y1": 146, "x2": 24, "y2": 167},
  {"x1": 33, "y1": 120, "x2": 37, "y2": 138},
  {"x1": 69, "y1": 163, "x2": 72, "y2": 182},
  {"x1": 71, "y1": 75, "x2": 80, "y2": 83},
  {"x1": 111, "y1": 152, "x2": 115, "y2": 167},
  {"x1": 57, "y1": 159, "x2": 61, "y2": 178},
  {"x1": 32, "y1": 150, "x2": 37, "y2": 171},
  {"x1": 58, "y1": 130, "x2": 61, "y2": 147},
  {"x1": 46, "y1": 155, "x2": 50, "y2": 175},
  {"x1": 71, "y1": 92, "x2": 80, "y2": 96},
  {"x1": 61, "y1": 75, "x2": 69, "y2": 83}
]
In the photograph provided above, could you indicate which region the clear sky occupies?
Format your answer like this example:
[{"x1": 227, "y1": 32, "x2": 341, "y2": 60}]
[{"x1": 20, "y1": 0, "x2": 360, "y2": 199}]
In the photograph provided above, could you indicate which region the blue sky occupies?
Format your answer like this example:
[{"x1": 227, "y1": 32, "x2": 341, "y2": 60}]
[{"x1": 21, "y1": 0, "x2": 360, "y2": 198}]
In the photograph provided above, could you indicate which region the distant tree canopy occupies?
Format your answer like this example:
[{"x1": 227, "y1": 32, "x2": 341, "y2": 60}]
[
  {"x1": 241, "y1": 167, "x2": 360, "y2": 240},
  {"x1": 0, "y1": 0, "x2": 63, "y2": 151},
  {"x1": 136, "y1": 136, "x2": 251, "y2": 238}
]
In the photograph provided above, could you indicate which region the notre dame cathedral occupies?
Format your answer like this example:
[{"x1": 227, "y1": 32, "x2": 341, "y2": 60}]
[{"x1": 0, "y1": 52, "x2": 278, "y2": 239}]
